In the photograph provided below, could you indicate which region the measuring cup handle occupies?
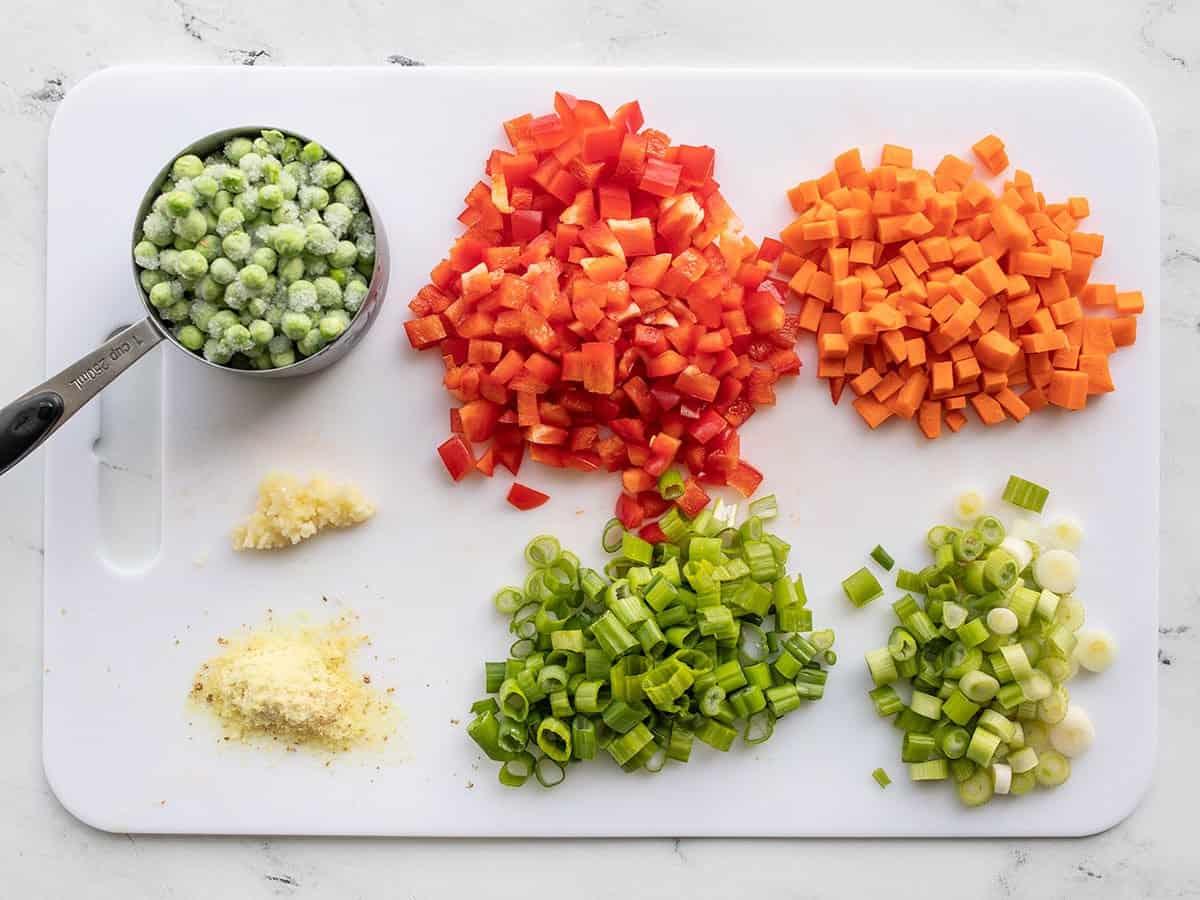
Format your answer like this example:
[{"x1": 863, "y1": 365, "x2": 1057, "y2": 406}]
[{"x1": 0, "y1": 318, "x2": 164, "y2": 476}]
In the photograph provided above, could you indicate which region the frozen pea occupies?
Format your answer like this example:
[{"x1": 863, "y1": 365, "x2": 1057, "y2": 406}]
[
  {"x1": 268, "y1": 334, "x2": 292, "y2": 355},
  {"x1": 209, "y1": 257, "x2": 237, "y2": 285},
  {"x1": 133, "y1": 240, "x2": 159, "y2": 269},
  {"x1": 312, "y1": 160, "x2": 344, "y2": 189},
  {"x1": 318, "y1": 314, "x2": 346, "y2": 340},
  {"x1": 251, "y1": 246, "x2": 277, "y2": 272},
  {"x1": 249, "y1": 352, "x2": 273, "y2": 370},
  {"x1": 286, "y1": 279, "x2": 319, "y2": 312},
  {"x1": 258, "y1": 183, "x2": 283, "y2": 210},
  {"x1": 305, "y1": 223, "x2": 337, "y2": 256},
  {"x1": 281, "y1": 137, "x2": 300, "y2": 163},
  {"x1": 283, "y1": 161, "x2": 307, "y2": 184},
  {"x1": 238, "y1": 263, "x2": 269, "y2": 292},
  {"x1": 271, "y1": 201, "x2": 300, "y2": 225},
  {"x1": 332, "y1": 179, "x2": 363, "y2": 211},
  {"x1": 260, "y1": 274, "x2": 277, "y2": 297},
  {"x1": 355, "y1": 256, "x2": 374, "y2": 279},
  {"x1": 277, "y1": 255, "x2": 306, "y2": 284},
  {"x1": 329, "y1": 240, "x2": 358, "y2": 269},
  {"x1": 278, "y1": 171, "x2": 298, "y2": 200},
  {"x1": 164, "y1": 190, "x2": 194, "y2": 217},
  {"x1": 197, "y1": 276, "x2": 224, "y2": 304},
  {"x1": 303, "y1": 254, "x2": 329, "y2": 277},
  {"x1": 176, "y1": 324, "x2": 205, "y2": 351},
  {"x1": 299, "y1": 209, "x2": 321, "y2": 227},
  {"x1": 300, "y1": 141, "x2": 325, "y2": 164},
  {"x1": 298, "y1": 185, "x2": 329, "y2": 212},
  {"x1": 325, "y1": 309, "x2": 352, "y2": 331},
  {"x1": 322, "y1": 202, "x2": 353, "y2": 239},
  {"x1": 193, "y1": 174, "x2": 219, "y2": 199},
  {"x1": 194, "y1": 234, "x2": 221, "y2": 262},
  {"x1": 313, "y1": 276, "x2": 342, "y2": 308},
  {"x1": 189, "y1": 301, "x2": 219, "y2": 331},
  {"x1": 264, "y1": 306, "x2": 284, "y2": 328},
  {"x1": 203, "y1": 338, "x2": 234, "y2": 365},
  {"x1": 225, "y1": 137, "x2": 253, "y2": 163},
  {"x1": 349, "y1": 210, "x2": 373, "y2": 238},
  {"x1": 177, "y1": 249, "x2": 208, "y2": 279},
  {"x1": 238, "y1": 312, "x2": 255, "y2": 327},
  {"x1": 222, "y1": 231, "x2": 252, "y2": 262},
  {"x1": 142, "y1": 211, "x2": 174, "y2": 247},
  {"x1": 172, "y1": 236, "x2": 196, "y2": 252},
  {"x1": 280, "y1": 311, "x2": 312, "y2": 341},
  {"x1": 251, "y1": 222, "x2": 275, "y2": 248},
  {"x1": 238, "y1": 152, "x2": 265, "y2": 182},
  {"x1": 163, "y1": 300, "x2": 191, "y2": 322},
  {"x1": 220, "y1": 168, "x2": 246, "y2": 194},
  {"x1": 233, "y1": 188, "x2": 260, "y2": 218},
  {"x1": 296, "y1": 328, "x2": 327, "y2": 357},
  {"x1": 356, "y1": 232, "x2": 376, "y2": 262},
  {"x1": 203, "y1": 208, "x2": 221, "y2": 234},
  {"x1": 172, "y1": 155, "x2": 204, "y2": 179},
  {"x1": 206, "y1": 309, "x2": 238, "y2": 336},
  {"x1": 139, "y1": 269, "x2": 165, "y2": 292},
  {"x1": 343, "y1": 279, "x2": 369, "y2": 313},
  {"x1": 260, "y1": 129, "x2": 285, "y2": 152},
  {"x1": 247, "y1": 296, "x2": 269, "y2": 318},
  {"x1": 252, "y1": 137, "x2": 272, "y2": 156},
  {"x1": 216, "y1": 207, "x2": 244, "y2": 237},
  {"x1": 175, "y1": 210, "x2": 208, "y2": 242},
  {"x1": 223, "y1": 281, "x2": 250, "y2": 311},
  {"x1": 270, "y1": 348, "x2": 296, "y2": 368},
  {"x1": 261, "y1": 157, "x2": 282, "y2": 184},
  {"x1": 270, "y1": 224, "x2": 306, "y2": 256},
  {"x1": 148, "y1": 281, "x2": 175, "y2": 308},
  {"x1": 248, "y1": 319, "x2": 274, "y2": 345},
  {"x1": 328, "y1": 268, "x2": 348, "y2": 287},
  {"x1": 211, "y1": 189, "x2": 233, "y2": 214},
  {"x1": 222, "y1": 324, "x2": 255, "y2": 353},
  {"x1": 158, "y1": 248, "x2": 181, "y2": 276}
]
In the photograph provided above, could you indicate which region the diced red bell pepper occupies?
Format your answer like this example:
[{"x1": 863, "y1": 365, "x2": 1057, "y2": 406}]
[
  {"x1": 437, "y1": 435, "x2": 474, "y2": 482},
  {"x1": 675, "y1": 478, "x2": 710, "y2": 518},
  {"x1": 404, "y1": 315, "x2": 448, "y2": 349},
  {"x1": 621, "y1": 467, "x2": 655, "y2": 494},
  {"x1": 506, "y1": 482, "x2": 550, "y2": 510},
  {"x1": 637, "y1": 491, "x2": 671, "y2": 518},
  {"x1": 580, "y1": 341, "x2": 616, "y2": 394},
  {"x1": 674, "y1": 365, "x2": 720, "y2": 403},
  {"x1": 726, "y1": 460, "x2": 764, "y2": 498},
  {"x1": 458, "y1": 399, "x2": 502, "y2": 443},
  {"x1": 643, "y1": 432, "x2": 681, "y2": 477},
  {"x1": 637, "y1": 521, "x2": 668, "y2": 543},
  {"x1": 615, "y1": 492, "x2": 645, "y2": 530}
]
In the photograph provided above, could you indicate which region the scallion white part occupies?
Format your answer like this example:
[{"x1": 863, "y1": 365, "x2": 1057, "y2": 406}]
[
  {"x1": 990, "y1": 763, "x2": 1012, "y2": 795},
  {"x1": 1036, "y1": 589, "x2": 1061, "y2": 621},
  {"x1": 1049, "y1": 705, "x2": 1095, "y2": 758},
  {"x1": 954, "y1": 489, "x2": 985, "y2": 523},
  {"x1": 1033, "y1": 549, "x2": 1080, "y2": 594},
  {"x1": 1074, "y1": 629, "x2": 1117, "y2": 673},
  {"x1": 999, "y1": 536, "x2": 1034, "y2": 573},
  {"x1": 1045, "y1": 516, "x2": 1084, "y2": 551},
  {"x1": 942, "y1": 602, "x2": 968, "y2": 630},
  {"x1": 986, "y1": 607, "x2": 1018, "y2": 636}
]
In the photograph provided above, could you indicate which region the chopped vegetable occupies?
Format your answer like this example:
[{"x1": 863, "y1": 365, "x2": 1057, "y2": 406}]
[
  {"x1": 783, "y1": 142, "x2": 1145, "y2": 437},
  {"x1": 506, "y1": 482, "x2": 551, "y2": 511},
  {"x1": 467, "y1": 489, "x2": 833, "y2": 787},
  {"x1": 861, "y1": 479, "x2": 1111, "y2": 806},
  {"x1": 872, "y1": 767, "x2": 892, "y2": 788},
  {"x1": 870, "y1": 545, "x2": 895, "y2": 571},
  {"x1": 842, "y1": 567, "x2": 884, "y2": 608},
  {"x1": 1002, "y1": 475, "x2": 1050, "y2": 513},
  {"x1": 406, "y1": 92, "x2": 793, "y2": 504}
]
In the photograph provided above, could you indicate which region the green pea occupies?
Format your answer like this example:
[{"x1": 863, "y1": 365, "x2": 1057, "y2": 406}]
[
  {"x1": 225, "y1": 137, "x2": 253, "y2": 163},
  {"x1": 271, "y1": 203, "x2": 300, "y2": 226},
  {"x1": 278, "y1": 171, "x2": 298, "y2": 201},
  {"x1": 300, "y1": 141, "x2": 325, "y2": 164},
  {"x1": 164, "y1": 190, "x2": 194, "y2": 217},
  {"x1": 332, "y1": 179, "x2": 363, "y2": 211},
  {"x1": 158, "y1": 249, "x2": 181, "y2": 275},
  {"x1": 177, "y1": 249, "x2": 208, "y2": 279},
  {"x1": 206, "y1": 309, "x2": 238, "y2": 336},
  {"x1": 216, "y1": 207, "x2": 244, "y2": 236},
  {"x1": 328, "y1": 267, "x2": 348, "y2": 287},
  {"x1": 299, "y1": 185, "x2": 329, "y2": 212},
  {"x1": 223, "y1": 281, "x2": 250, "y2": 310},
  {"x1": 313, "y1": 161, "x2": 344, "y2": 189},
  {"x1": 270, "y1": 224, "x2": 306, "y2": 257},
  {"x1": 189, "y1": 301, "x2": 218, "y2": 331},
  {"x1": 318, "y1": 314, "x2": 346, "y2": 341},
  {"x1": 355, "y1": 232, "x2": 376, "y2": 261},
  {"x1": 139, "y1": 269, "x2": 165, "y2": 292},
  {"x1": 281, "y1": 137, "x2": 300, "y2": 163},
  {"x1": 280, "y1": 311, "x2": 312, "y2": 341},
  {"x1": 176, "y1": 324, "x2": 205, "y2": 351},
  {"x1": 277, "y1": 256, "x2": 306, "y2": 284},
  {"x1": 208, "y1": 257, "x2": 237, "y2": 285},
  {"x1": 267, "y1": 334, "x2": 292, "y2": 355},
  {"x1": 251, "y1": 246, "x2": 277, "y2": 272},
  {"x1": 176, "y1": 210, "x2": 208, "y2": 242},
  {"x1": 322, "y1": 202, "x2": 353, "y2": 239},
  {"x1": 233, "y1": 189, "x2": 259, "y2": 218},
  {"x1": 211, "y1": 189, "x2": 233, "y2": 214},
  {"x1": 238, "y1": 263, "x2": 269, "y2": 292},
  {"x1": 312, "y1": 276, "x2": 341, "y2": 309},
  {"x1": 194, "y1": 234, "x2": 221, "y2": 262},
  {"x1": 326, "y1": 240, "x2": 356, "y2": 269},
  {"x1": 142, "y1": 211, "x2": 174, "y2": 247},
  {"x1": 172, "y1": 155, "x2": 204, "y2": 180},
  {"x1": 203, "y1": 338, "x2": 233, "y2": 365},
  {"x1": 248, "y1": 319, "x2": 274, "y2": 346},
  {"x1": 133, "y1": 240, "x2": 159, "y2": 269},
  {"x1": 222, "y1": 231, "x2": 252, "y2": 262},
  {"x1": 303, "y1": 254, "x2": 329, "y2": 277},
  {"x1": 283, "y1": 161, "x2": 306, "y2": 182},
  {"x1": 304, "y1": 223, "x2": 336, "y2": 256},
  {"x1": 249, "y1": 352, "x2": 274, "y2": 370},
  {"x1": 264, "y1": 306, "x2": 284, "y2": 328},
  {"x1": 172, "y1": 236, "x2": 196, "y2": 252},
  {"x1": 197, "y1": 276, "x2": 224, "y2": 304},
  {"x1": 258, "y1": 183, "x2": 283, "y2": 210},
  {"x1": 344, "y1": 279, "x2": 369, "y2": 313},
  {"x1": 260, "y1": 129, "x2": 285, "y2": 152},
  {"x1": 246, "y1": 297, "x2": 269, "y2": 319},
  {"x1": 261, "y1": 157, "x2": 282, "y2": 184},
  {"x1": 222, "y1": 324, "x2": 254, "y2": 353},
  {"x1": 270, "y1": 348, "x2": 296, "y2": 367},
  {"x1": 220, "y1": 168, "x2": 246, "y2": 194},
  {"x1": 287, "y1": 280, "x2": 318, "y2": 312},
  {"x1": 148, "y1": 281, "x2": 175, "y2": 308},
  {"x1": 296, "y1": 328, "x2": 327, "y2": 357},
  {"x1": 193, "y1": 174, "x2": 219, "y2": 199},
  {"x1": 163, "y1": 300, "x2": 191, "y2": 322},
  {"x1": 349, "y1": 211, "x2": 373, "y2": 238}
]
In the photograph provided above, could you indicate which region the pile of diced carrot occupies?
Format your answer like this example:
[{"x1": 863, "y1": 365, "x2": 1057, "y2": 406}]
[{"x1": 780, "y1": 135, "x2": 1144, "y2": 438}]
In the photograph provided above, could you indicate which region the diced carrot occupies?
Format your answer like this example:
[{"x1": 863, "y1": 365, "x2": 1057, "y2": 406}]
[
  {"x1": 849, "y1": 367, "x2": 883, "y2": 396},
  {"x1": 970, "y1": 392, "x2": 1006, "y2": 425},
  {"x1": 1081, "y1": 317, "x2": 1116, "y2": 355},
  {"x1": 1077, "y1": 353, "x2": 1115, "y2": 394},
  {"x1": 918, "y1": 400, "x2": 941, "y2": 439},
  {"x1": 1080, "y1": 283, "x2": 1116, "y2": 307},
  {"x1": 944, "y1": 395, "x2": 968, "y2": 411},
  {"x1": 1047, "y1": 369, "x2": 1089, "y2": 410},
  {"x1": 1020, "y1": 385, "x2": 1048, "y2": 413},
  {"x1": 995, "y1": 387, "x2": 1031, "y2": 421},
  {"x1": 1049, "y1": 296, "x2": 1083, "y2": 326},
  {"x1": 974, "y1": 331, "x2": 1019, "y2": 371},
  {"x1": 1111, "y1": 316, "x2": 1138, "y2": 347},
  {"x1": 1115, "y1": 290, "x2": 1145, "y2": 315},
  {"x1": 820, "y1": 332, "x2": 850, "y2": 359},
  {"x1": 871, "y1": 370, "x2": 905, "y2": 402},
  {"x1": 852, "y1": 395, "x2": 893, "y2": 429},
  {"x1": 892, "y1": 370, "x2": 929, "y2": 419},
  {"x1": 944, "y1": 410, "x2": 968, "y2": 432}
]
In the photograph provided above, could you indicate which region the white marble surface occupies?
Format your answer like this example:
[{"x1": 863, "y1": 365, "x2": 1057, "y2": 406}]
[{"x1": 0, "y1": 0, "x2": 1197, "y2": 895}]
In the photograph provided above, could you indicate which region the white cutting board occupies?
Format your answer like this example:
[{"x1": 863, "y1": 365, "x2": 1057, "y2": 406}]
[{"x1": 43, "y1": 67, "x2": 1158, "y2": 836}]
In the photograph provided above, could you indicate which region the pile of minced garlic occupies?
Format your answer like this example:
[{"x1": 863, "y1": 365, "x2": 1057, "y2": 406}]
[
  {"x1": 232, "y1": 473, "x2": 374, "y2": 550},
  {"x1": 192, "y1": 613, "x2": 391, "y2": 751}
]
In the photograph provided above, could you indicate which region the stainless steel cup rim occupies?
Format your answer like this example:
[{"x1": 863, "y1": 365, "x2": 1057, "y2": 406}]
[{"x1": 130, "y1": 125, "x2": 389, "y2": 378}]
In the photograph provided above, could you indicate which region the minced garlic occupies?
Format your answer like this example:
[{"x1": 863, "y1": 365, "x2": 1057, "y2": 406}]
[
  {"x1": 232, "y1": 473, "x2": 374, "y2": 550},
  {"x1": 192, "y1": 613, "x2": 392, "y2": 751}
]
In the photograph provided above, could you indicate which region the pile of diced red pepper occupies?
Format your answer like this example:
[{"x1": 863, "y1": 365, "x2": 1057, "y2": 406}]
[{"x1": 404, "y1": 92, "x2": 801, "y2": 526}]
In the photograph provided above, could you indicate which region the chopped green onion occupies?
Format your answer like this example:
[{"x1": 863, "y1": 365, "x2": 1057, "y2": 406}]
[
  {"x1": 870, "y1": 545, "x2": 895, "y2": 571},
  {"x1": 843, "y1": 567, "x2": 884, "y2": 608},
  {"x1": 525, "y1": 534, "x2": 561, "y2": 568},
  {"x1": 910, "y1": 758, "x2": 950, "y2": 781},
  {"x1": 1002, "y1": 475, "x2": 1050, "y2": 513},
  {"x1": 657, "y1": 468, "x2": 686, "y2": 500},
  {"x1": 498, "y1": 751, "x2": 536, "y2": 786},
  {"x1": 872, "y1": 767, "x2": 892, "y2": 788},
  {"x1": 895, "y1": 568, "x2": 924, "y2": 592},
  {"x1": 748, "y1": 494, "x2": 778, "y2": 520}
]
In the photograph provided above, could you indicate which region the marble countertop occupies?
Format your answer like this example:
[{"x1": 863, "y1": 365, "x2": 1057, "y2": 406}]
[{"x1": 1, "y1": 0, "x2": 1197, "y2": 896}]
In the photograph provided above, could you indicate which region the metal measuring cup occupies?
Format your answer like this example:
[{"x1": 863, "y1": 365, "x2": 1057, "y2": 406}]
[{"x1": 0, "y1": 126, "x2": 389, "y2": 477}]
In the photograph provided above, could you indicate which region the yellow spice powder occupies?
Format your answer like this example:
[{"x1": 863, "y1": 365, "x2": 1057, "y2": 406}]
[
  {"x1": 232, "y1": 473, "x2": 375, "y2": 550},
  {"x1": 192, "y1": 613, "x2": 392, "y2": 751}
]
